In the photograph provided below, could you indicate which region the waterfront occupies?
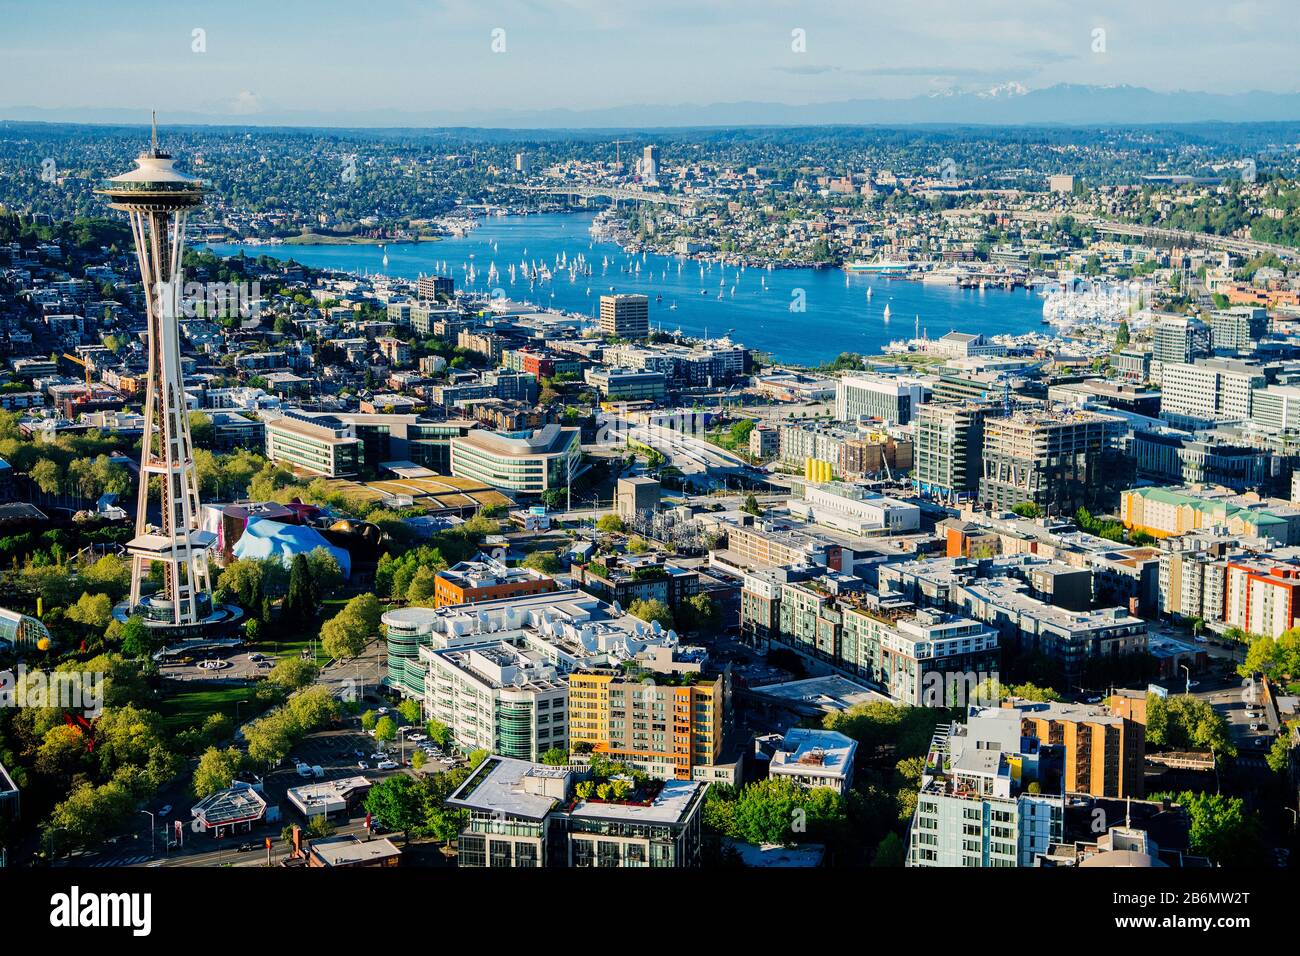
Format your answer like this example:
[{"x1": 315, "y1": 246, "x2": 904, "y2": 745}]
[{"x1": 209, "y1": 212, "x2": 1050, "y2": 366}]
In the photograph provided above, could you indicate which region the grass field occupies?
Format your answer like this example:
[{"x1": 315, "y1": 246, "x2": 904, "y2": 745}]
[{"x1": 156, "y1": 683, "x2": 262, "y2": 731}]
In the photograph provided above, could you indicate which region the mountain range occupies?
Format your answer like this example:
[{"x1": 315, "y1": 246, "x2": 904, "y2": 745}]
[{"x1": 5, "y1": 84, "x2": 1300, "y2": 129}]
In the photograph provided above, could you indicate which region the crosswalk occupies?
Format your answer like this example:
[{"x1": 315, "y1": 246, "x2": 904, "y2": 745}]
[{"x1": 82, "y1": 853, "x2": 153, "y2": 867}]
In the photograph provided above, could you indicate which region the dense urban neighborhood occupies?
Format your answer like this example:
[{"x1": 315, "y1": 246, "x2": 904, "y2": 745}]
[{"x1": 1, "y1": 10, "x2": 1299, "y2": 942}]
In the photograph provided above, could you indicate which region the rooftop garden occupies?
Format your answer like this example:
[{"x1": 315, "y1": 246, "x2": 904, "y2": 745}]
[
  {"x1": 618, "y1": 661, "x2": 703, "y2": 686},
  {"x1": 569, "y1": 755, "x2": 664, "y2": 807}
]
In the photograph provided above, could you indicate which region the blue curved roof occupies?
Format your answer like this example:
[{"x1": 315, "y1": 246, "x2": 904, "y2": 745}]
[{"x1": 231, "y1": 518, "x2": 351, "y2": 579}]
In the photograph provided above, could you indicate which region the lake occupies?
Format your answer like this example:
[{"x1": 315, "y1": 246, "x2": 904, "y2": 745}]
[{"x1": 208, "y1": 212, "x2": 1049, "y2": 366}]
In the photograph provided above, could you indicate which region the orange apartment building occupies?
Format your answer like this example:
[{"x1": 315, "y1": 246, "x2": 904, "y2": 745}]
[
  {"x1": 433, "y1": 559, "x2": 559, "y2": 608},
  {"x1": 568, "y1": 666, "x2": 723, "y2": 781},
  {"x1": 1012, "y1": 700, "x2": 1146, "y2": 799}
]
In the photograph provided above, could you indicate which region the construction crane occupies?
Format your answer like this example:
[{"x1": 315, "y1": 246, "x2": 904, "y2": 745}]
[{"x1": 63, "y1": 352, "x2": 92, "y2": 386}]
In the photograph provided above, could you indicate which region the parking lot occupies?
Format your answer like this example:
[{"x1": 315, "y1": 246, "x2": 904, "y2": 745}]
[{"x1": 287, "y1": 718, "x2": 460, "y2": 777}]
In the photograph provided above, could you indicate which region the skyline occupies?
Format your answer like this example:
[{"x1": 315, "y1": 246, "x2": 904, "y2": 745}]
[{"x1": 3, "y1": 0, "x2": 1300, "y2": 127}]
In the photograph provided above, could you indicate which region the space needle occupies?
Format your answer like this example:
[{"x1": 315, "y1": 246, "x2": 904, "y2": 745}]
[{"x1": 96, "y1": 116, "x2": 237, "y2": 633}]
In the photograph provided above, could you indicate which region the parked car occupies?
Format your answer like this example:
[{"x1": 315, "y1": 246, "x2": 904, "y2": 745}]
[
  {"x1": 357, "y1": 761, "x2": 369, "y2": 770},
  {"x1": 377, "y1": 760, "x2": 399, "y2": 771}
]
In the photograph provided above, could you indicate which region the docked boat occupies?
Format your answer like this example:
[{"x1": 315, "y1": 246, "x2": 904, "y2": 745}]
[{"x1": 845, "y1": 258, "x2": 915, "y2": 276}]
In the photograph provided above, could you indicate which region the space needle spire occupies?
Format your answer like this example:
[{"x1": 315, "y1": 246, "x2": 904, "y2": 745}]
[{"x1": 95, "y1": 117, "x2": 222, "y2": 631}]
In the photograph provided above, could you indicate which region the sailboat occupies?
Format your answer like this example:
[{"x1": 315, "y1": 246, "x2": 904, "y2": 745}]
[
  {"x1": 866, "y1": 286, "x2": 873, "y2": 300},
  {"x1": 883, "y1": 303, "x2": 891, "y2": 323}
]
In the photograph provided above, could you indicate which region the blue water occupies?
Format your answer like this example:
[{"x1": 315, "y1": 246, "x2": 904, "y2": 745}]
[{"x1": 207, "y1": 212, "x2": 1048, "y2": 366}]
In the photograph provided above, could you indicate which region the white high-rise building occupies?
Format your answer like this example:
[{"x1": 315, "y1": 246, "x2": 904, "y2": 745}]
[
  {"x1": 835, "y1": 374, "x2": 928, "y2": 424},
  {"x1": 641, "y1": 145, "x2": 660, "y2": 186}
]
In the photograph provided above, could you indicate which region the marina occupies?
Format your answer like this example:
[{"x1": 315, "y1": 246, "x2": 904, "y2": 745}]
[{"x1": 209, "y1": 212, "x2": 1053, "y2": 366}]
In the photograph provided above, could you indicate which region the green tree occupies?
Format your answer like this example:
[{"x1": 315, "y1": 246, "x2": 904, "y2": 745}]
[
  {"x1": 742, "y1": 492, "x2": 762, "y2": 517},
  {"x1": 66, "y1": 592, "x2": 114, "y2": 630},
  {"x1": 540, "y1": 747, "x2": 569, "y2": 766},
  {"x1": 305, "y1": 547, "x2": 344, "y2": 595},
  {"x1": 282, "y1": 553, "x2": 318, "y2": 623},
  {"x1": 871, "y1": 831, "x2": 905, "y2": 867},
  {"x1": 30, "y1": 458, "x2": 62, "y2": 495},
  {"x1": 1157, "y1": 790, "x2": 1269, "y2": 867},
  {"x1": 363, "y1": 775, "x2": 425, "y2": 844},
  {"x1": 189, "y1": 411, "x2": 214, "y2": 447},
  {"x1": 266, "y1": 657, "x2": 319, "y2": 693},
  {"x1": 45, "y1": 777, "x2": 137, "y2": 850},
  {"x1": 193, "y1": 746, "x2": 245, "y2": 798},
  {"x1": 1266, "y1": 732, "x2": 1291, "y2": 774},
  {"x1": 319, "y1": 592, "x2": 381, "y2": 659},
  {"x1": 521, "y1": 550, "x2": 562, "y2": 575},
  {"x1": 398, "y1": 698, "x2": 422, "y2": 725},
  {"x1": 1007, "y1": 682, "x2": 1061, "y2": 703},
  {"x1": 426, "y1": 719, "x2": 453, "y2": 748},
  {"x1": 1145, "y1": 693, "x2": 1235, "y2": 757},
  {"x1": 681, "y1": 593, "x2": 720, "y2": 634},
  {"x1": 596, "y1": 514, "x2": 625, "y2": 533},
  {"x1": 405, "y1": 565, "x2": 440, "y2": 606},
  {"x1": 627, "y1": 598, "x2": 674, "y2": 630},
  {"x1": 729, "y1": 420, "x2": 756, "y2": 445},
  {"x1": 116, "y1": 615, "x2": 156, "y2": 658},
  {"x1": 374, "y1": 716, "x2": 397, "y2": 745}
]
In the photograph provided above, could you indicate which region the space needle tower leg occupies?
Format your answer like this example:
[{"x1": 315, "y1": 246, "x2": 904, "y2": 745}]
[{"x1": 97, "y1": 117, "x2": 218, "y2": 634}]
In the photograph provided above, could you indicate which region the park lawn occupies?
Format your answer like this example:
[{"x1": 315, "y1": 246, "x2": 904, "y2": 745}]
[{"x1": 156, "y1": 683, "x2": 263, "y2": 732}]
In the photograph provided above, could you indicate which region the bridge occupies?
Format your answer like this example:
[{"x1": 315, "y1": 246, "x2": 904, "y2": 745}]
[
  {"x1": 1089, "y1": 221, "x2": 1300, "y2": 263},
  {"x1": 515, "y1": 183, "x2": 698, "y2": 210},
  {"x1": 945, "y1": 207, "x2": 1300, "y2": 263}
]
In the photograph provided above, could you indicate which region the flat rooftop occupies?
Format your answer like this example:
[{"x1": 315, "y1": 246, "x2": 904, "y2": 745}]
[
  {"x1": 447, "y1": 756, "x2": 566, "y2": 820},
  {"x1": 569, "y1": 779, "x2": 704, "y2": 825},
  {"x1": 748, "y1": 674, "x2": 890, "y2": 712},
  {"x1": 309, "y1": 834, "x2": 401, "y2": 866}
]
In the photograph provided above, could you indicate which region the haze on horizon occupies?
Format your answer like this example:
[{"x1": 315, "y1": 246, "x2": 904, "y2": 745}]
[{"x1": 3, "y1": 0, "x2": 1298, "y2": 124}]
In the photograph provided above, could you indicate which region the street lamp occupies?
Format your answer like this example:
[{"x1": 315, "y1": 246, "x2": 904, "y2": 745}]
[
  {"x1": 1180, "y1": 664, "x2": 1191, "y2": 696},
  {"x1": 140, "y1": 810, "x2": 156, "y2": 856}
]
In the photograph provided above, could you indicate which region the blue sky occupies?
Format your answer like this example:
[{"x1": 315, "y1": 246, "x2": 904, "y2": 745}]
[{"x1": 3, "y1": 0, "x2": 1298, "y2": 118}]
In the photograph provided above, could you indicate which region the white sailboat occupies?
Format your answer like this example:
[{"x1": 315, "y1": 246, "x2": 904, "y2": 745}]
[{"x1": 883, "y1": 303, "x2": 891, "y2": 323}]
